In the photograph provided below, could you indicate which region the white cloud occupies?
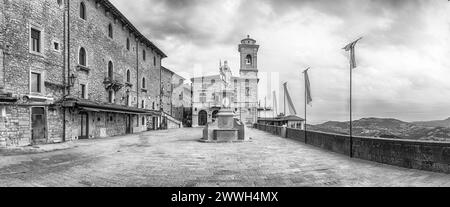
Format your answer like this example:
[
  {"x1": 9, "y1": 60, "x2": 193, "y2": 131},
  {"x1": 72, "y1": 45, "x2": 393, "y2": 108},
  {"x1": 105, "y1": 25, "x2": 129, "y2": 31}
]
[{"x1": 110, "y1": 0, "x2": 450, "y2": 123}]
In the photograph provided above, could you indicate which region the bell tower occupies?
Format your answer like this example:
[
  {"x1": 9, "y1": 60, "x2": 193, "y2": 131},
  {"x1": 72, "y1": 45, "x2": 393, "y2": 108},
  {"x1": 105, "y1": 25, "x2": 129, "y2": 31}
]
[
  {"x1": 239, "y1": 35, "x2": 259, "y2": 73},
  {"x1": 238, "y1": 35, "x2": 259, "y2": 125}
]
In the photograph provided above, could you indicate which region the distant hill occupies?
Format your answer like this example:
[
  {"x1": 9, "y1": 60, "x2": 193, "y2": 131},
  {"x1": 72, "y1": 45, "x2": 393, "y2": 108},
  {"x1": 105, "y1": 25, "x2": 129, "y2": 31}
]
[
  {"x1": 412, "y1": 118, "x2": 450, "y2": 128},
  {"x1": 309, "y1": 118, "x2": 450, "y2": 141}
]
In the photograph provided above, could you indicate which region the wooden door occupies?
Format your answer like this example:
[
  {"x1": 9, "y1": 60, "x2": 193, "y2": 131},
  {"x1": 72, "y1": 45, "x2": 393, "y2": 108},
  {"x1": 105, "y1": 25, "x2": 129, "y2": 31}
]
[
  {"x1": 126, "y1": 115, "x2": 132, "y2": 134},
  {"x1": 31, "y1": 107, "x2": 46, "y2": 144},
  {"x1": 79, "y1": 112, "x2": 89, "y2": 139},
  {"x1": 198, "y1": 110, "x2": 208, "y2": 126}
]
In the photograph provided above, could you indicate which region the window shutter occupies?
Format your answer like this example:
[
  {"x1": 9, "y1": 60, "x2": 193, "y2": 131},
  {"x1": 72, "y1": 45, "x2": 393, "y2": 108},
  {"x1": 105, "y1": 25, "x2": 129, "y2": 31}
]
[
  {"x1": 85, "y1": 84, "x2": 89, "y2": 99},
  {"x1": 41, "y1": 71, "x2": 46, "y2": 94}
]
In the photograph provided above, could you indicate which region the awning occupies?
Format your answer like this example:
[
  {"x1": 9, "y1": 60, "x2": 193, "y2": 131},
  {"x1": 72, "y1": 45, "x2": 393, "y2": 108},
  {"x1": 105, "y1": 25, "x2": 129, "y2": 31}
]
[
  {"x1": 62, "y1": 98, "x2": 161, "y2": 116},
  {"x1": 79, "y1": 106, "x2": 160, "y2": 116},
  {"x1": 80, "y1": 106, "x2": 138, "y2": 114}
]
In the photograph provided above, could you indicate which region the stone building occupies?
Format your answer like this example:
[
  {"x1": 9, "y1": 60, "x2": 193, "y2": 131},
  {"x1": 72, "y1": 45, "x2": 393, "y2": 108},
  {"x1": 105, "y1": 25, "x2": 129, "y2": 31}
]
[
  {"x1": 0, "y1": 0, "x2": 167, "y2": 148},
  {"x1": 161, "y1": 66, "x2": 174, "y2": 115},
  {"x1": 191, "y1": 36, "x2": 259, "y2": 127},
  {"x1": 171, "y1": 75, "x2": 192, "y2": 127}
]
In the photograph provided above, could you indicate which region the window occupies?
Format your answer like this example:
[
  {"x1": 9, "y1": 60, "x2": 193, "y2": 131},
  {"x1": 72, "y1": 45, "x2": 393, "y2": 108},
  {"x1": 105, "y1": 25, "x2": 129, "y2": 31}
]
[
  {"x1": 245, "y1": 54, "x2": 252, "y2": 65},
  {"x1": 126, "y1": 38, "x2": 130, "y2": 50},
  {"x1": 200, "y1": 92, "x2": 206, "y2": 103},
  {"x1": 211, "y1": 79, "x2": 215, "y2": 85},
  {"x1": 152, "y1": 102, "x2": 155, "y2": 110},
  {"x1": 108, "y1": 90, "x2": 114, "y2": 103},
  {"x1": 142, "y1": 77, "x2": 146, "y2": 89},
  {"x1": 80, "y1": 2, "x2": 86, "y2": 20},
  {"x1": 126, "y1": 70, "x2": 131, "y2": 83},
  {"x1": 57, "y1": 0, "x2": 63, "y2": 7},
  {"x1": 245, "y1": 79, "x2": 250, "y2": 96},
  {"x1": 179, "y1": 92, "x2": 183, "y2": 100},
  {"x1": 108, "y1": 61, "x2": 113, "y2": 80},
  {"x1": 153, "y1": 56, "x2": 156, "y2": 66},
  {"x1": 30, "y1": 28, "x2": 41, "y2": 53},
  {"x1": 53, "y1": 41, "x2": 60, "y2": 51},
  {"x1": 142, "y1": 117, "x2": 145, "y2": 125},
  {"x1": 80, "y1": 84, "x2": 86, "y2": 99},
  {"x1": 108, "y1": 23, "x2": 113, "y2": 38},
  {"x1": 79, "y1": 47, "x2": 86, "y2": 66},
  {"x1": 31, "y1": 72, "x2": 41, "y2": 93},
  {"x1": 141, "y1": 100, "x2": 145, "y2": 108},
  {"x1": 126, "y1": 94, "x2": 130, "y2": 106},
  {"x1": 143, "y1": 50, "x2": 146, "y2": 61}
]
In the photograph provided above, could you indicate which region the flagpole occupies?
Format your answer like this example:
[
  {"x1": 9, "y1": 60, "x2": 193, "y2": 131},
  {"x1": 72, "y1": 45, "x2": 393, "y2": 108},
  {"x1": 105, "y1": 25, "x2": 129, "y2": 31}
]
[
  {"x1": 284, "y1": 83, "x2": 286, "y2": 116},
  {"x1": 304, "y1": 71, "x2": 307, "y2": 144},
  {"x1": 350, "y1": 58, "x2": 353, "y2": 158},
  {"x1": 303, "y1": 68, "x2": 310, "y2": 144},
  {"x1": 343, "y1": 37, "x2": 362, "y2": 158}
]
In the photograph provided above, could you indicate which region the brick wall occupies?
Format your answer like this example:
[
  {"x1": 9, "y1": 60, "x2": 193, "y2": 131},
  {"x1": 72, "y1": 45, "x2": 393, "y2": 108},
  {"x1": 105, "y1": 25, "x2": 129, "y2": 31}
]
[{"x1": 256, "y1": 124, "x2": 450, "y2": 174}]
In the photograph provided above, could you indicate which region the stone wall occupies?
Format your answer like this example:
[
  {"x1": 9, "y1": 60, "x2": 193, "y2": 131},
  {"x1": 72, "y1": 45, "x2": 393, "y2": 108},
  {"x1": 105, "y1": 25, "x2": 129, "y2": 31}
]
[
  {"x1": 161, "y1": 68, "x2": 173, "y2": 114},
  {"x1": 255, "y1": 124, "x2": 450, "y2": 174},
  {"x1": 1, "y1": 0, "x2": 66, "y2": 146},
  {"x1": 1, "y1": 106, "x2": 31, "y2": 147},
  {"x1": 1, "y1": 0, "x2": 166, "y2": 147}
]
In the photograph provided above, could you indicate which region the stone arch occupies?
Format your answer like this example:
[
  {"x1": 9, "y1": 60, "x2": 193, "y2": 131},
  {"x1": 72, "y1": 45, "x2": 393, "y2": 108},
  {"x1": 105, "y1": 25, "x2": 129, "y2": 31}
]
[
  {"x1": 245, "y1": 54, "x2": 252, "y2": 65},
  {"x1": 198, "y1": 110, "x2": 208, "y2": 126}
]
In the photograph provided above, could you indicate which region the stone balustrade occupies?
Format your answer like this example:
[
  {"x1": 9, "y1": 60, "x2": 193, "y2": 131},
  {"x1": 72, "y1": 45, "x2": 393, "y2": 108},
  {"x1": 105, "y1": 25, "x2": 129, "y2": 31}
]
[{"x1": 254, "y1": 124, "x2": 450, "y2": 174}]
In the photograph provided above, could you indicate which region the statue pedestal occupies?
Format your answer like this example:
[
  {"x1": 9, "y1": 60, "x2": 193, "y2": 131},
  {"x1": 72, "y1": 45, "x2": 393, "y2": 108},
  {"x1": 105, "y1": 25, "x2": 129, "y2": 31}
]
[{"x1": 201, "y1": 108, "x2": 249, "y2": 143}]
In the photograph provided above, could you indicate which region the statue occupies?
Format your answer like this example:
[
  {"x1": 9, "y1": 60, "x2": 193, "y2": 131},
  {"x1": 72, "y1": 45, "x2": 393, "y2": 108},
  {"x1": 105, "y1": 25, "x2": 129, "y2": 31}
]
[
  {"x1": 220, "y1": 61, "x2": 232, "y2": 89},
  {"x1": 219, "y1": 61, "x2": 232, "y2": 108},
  {"x1": 201, "y1": 60, "x2": 249, "y2": 143}
]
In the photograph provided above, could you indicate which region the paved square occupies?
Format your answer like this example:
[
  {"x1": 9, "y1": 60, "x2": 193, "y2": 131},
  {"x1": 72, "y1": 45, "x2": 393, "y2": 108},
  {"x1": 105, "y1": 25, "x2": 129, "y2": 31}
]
[{"x1": 1, "y1": 128, "x2": 450, "y2": 187}]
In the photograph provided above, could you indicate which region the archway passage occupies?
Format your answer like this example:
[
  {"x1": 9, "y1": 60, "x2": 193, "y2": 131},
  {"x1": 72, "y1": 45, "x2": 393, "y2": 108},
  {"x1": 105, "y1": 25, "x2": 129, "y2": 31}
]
[{"x1": 198, "y1": 110, "x2": 208, "y2": 126}]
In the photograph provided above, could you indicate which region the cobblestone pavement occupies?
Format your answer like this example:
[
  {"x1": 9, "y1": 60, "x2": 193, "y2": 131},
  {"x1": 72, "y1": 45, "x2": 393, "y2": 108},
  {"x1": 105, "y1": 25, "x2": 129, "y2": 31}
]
[{"x1": 1, "y1": 127, "x2": 450, "y2": 187}]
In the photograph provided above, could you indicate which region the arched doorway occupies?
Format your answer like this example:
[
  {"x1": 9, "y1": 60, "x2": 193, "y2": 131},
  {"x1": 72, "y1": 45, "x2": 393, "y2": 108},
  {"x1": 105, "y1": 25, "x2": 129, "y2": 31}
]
[
  {"x1": 212, "y1": 110, "x2": 219, "y2": 122},
  {"x1": 198, "y1": 110, "x2": 208, "y2": 126}
]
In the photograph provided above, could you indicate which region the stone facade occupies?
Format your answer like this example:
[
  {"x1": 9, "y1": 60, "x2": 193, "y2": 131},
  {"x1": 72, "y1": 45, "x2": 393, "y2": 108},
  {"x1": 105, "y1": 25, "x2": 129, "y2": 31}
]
[
  {"x1": 191, "y1": 36, "x2": 259, "y2": 127},
  {"x1": 0, "y1": 0, "x2": 166, "y2": 148},
  {"x1": 161, "y1": 66, "x2": 174, "y2": 115},
  {"x1": 172, "y1": 82, "x2": 192, "y2": 127}
]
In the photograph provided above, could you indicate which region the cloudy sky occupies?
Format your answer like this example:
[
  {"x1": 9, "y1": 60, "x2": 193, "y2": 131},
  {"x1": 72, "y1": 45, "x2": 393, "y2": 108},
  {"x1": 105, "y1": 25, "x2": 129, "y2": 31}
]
[{"x1": 110, "y1": 0, "x2": 450, "y2": 124}]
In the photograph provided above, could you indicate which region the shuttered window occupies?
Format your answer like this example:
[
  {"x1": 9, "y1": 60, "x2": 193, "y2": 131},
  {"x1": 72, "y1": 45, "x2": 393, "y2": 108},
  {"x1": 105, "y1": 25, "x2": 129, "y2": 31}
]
[
  {"x1": 31, "y1": 28, "x2": 41, "y2": 53},
  {"x1": 31, "y1": 72, "x2": 41, "y2": 93}
]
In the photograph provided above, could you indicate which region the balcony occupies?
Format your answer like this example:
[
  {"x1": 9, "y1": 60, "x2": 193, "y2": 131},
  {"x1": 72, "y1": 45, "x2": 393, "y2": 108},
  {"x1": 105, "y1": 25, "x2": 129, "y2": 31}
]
[
  {"x1": 103, "y1": 72, "x2": 124, "y2": 92},
  {"x1": 76, "y1": 64, "x2": 91, "y2": 73}
]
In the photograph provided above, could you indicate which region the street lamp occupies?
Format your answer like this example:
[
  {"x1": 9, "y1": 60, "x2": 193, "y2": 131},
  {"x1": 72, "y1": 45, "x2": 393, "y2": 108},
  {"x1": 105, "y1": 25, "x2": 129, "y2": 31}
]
[{"x1": 68, "y1": 74, "x2": 77, "y2": 87}]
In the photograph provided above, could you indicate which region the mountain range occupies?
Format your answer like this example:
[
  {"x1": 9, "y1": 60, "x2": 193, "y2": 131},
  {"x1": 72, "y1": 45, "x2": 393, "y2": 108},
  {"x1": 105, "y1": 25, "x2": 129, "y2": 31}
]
[{"x1": 308, "y1": 117, "x2": 450, "y2": 141}]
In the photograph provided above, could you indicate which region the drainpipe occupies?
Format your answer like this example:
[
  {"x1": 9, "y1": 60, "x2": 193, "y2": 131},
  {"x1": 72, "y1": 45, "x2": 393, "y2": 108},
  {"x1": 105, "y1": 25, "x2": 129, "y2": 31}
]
[
  {"x1": 67, "y1": 0, "x2": 71, "y2": 97},
  {"x1": 62, "y1": 0, "x2": 71, "y2": 142},
  {"x1": 136, "y1": 39, "x2": 140, "y2": 131},
  {"x1": 159, "y1": 60, "x2": 162, "y2": 130},
  {"x1": 136, "y1": 39, "x2": 139, "y2": 110}
]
